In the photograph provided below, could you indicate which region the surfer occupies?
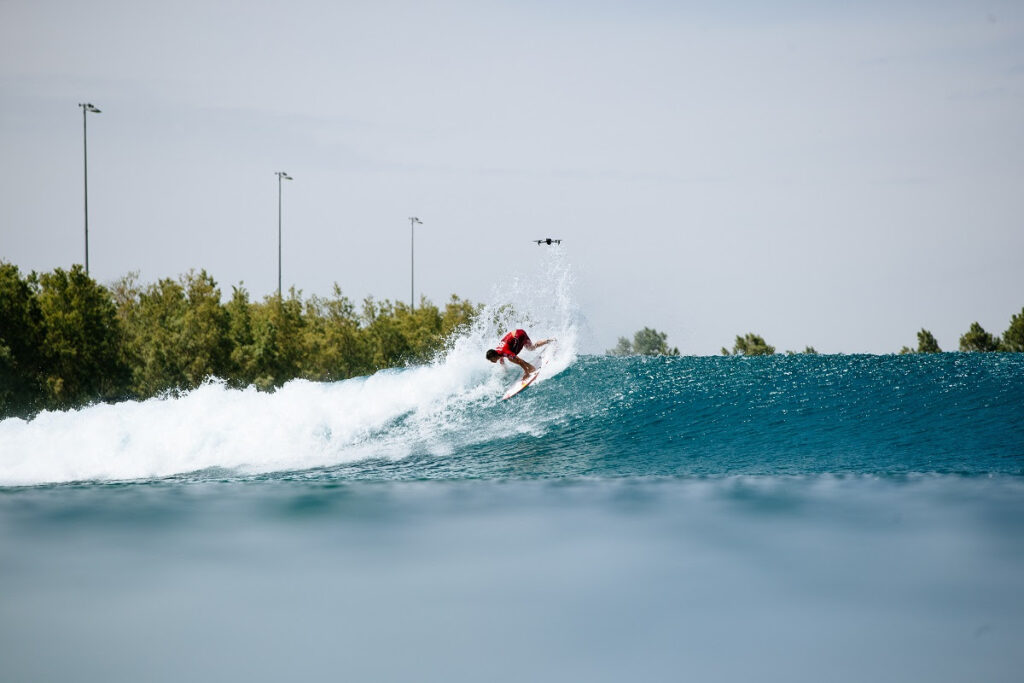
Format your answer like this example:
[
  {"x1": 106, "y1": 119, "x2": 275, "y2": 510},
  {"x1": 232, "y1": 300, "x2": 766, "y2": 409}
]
[{"x1": 486, "y1": 329, "x2": 553, "y2": 380}]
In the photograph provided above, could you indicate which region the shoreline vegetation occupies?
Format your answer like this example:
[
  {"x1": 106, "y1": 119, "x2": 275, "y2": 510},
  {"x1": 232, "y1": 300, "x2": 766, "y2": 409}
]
[
  {"x1": 3, "y1": 261, "x2": 1023, "y2": 419},
  {"x1": 611, "y1": 311, "x2": 1024, "y2": 358},
  {"x1": 1, "y1": 263, "x2": 478, "y2": 419}
]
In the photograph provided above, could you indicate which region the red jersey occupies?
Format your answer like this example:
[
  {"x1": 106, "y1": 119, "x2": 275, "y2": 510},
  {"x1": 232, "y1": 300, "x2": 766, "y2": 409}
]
[{"x1": 494, "y1": 329, "x2": 531, "y2": 358}]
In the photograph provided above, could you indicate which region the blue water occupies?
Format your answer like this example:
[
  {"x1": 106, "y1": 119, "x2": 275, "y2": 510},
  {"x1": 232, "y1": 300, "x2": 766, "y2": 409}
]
[
  {"x1": 329, "y1": 353, "x2": 1024, "y2": 480},
  {"x1": 2, "y1": 299, "x2": 1024, "y2": 681}
]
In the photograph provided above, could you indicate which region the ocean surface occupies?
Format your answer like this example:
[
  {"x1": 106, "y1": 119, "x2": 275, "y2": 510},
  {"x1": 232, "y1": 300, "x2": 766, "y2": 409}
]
[{"x1": 2, "y1": 257, "x2": 1023, "y2": 682}]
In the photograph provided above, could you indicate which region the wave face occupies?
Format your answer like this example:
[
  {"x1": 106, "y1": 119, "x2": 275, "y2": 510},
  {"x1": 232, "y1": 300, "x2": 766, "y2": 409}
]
[{"x1": 1, "y1": 252, "x2": 1022, "y2": 486}]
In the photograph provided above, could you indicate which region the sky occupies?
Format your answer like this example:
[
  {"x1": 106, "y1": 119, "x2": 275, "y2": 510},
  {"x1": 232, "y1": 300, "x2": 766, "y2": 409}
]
[{"x1": 2, "y1": 0, "x2": 1022, "y2": 355}]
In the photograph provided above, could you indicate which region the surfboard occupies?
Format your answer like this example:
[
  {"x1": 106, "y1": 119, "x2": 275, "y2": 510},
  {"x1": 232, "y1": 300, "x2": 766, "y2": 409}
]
[{"x1": 502, "y1": 370, "x2": 540, "y2": 400}]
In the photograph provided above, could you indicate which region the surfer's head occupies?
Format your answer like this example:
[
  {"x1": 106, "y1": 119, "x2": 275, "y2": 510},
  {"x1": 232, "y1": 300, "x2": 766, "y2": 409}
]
[{"x1": 485, "y1": 349, "x2": 501, "y2": 363}]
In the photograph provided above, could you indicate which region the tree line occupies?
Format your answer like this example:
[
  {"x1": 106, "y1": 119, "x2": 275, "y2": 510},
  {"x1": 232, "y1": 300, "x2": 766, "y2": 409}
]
[
  {"x1": 608, "y1": 329, "x2": 811, "y2": 357},
  {"x1": 609, "y1": 309, "x2": 1024, "y2": 358},
  {"x1": 718, "y1": 312, "x2": 1024, "y2": 357},
  {"x1": 1, "y1": 263, "x2": 479, "y2": 419},
  {"x1": 899, "y1": 313, "x2": 1024, "y2": 354},
  {"x1": 606, "y1": 327, "x2": 680, "y2": 356}
]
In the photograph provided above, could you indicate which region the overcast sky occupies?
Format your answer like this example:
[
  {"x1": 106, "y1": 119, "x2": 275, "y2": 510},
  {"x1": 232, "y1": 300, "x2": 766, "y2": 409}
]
[{"x1": 2, "y1": 0, "x2": 1022, "y2": 355}]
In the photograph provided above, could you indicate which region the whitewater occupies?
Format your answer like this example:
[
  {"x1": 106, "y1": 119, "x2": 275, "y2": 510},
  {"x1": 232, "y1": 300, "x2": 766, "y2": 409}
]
[{"x1": 2, "y1": 248, "x2": 1023, "y2": 683}]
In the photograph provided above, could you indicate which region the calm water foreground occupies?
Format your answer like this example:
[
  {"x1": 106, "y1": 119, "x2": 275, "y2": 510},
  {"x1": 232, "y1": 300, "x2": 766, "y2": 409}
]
[{"x1": 2, "y1": 353, "x2": 1023, "y2": 681}]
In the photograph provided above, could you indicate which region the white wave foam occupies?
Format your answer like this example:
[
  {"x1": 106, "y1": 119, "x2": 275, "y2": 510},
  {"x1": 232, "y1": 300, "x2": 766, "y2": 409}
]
[{"x1": 0, "y1": 249, "x2": 580, "y2": 486}]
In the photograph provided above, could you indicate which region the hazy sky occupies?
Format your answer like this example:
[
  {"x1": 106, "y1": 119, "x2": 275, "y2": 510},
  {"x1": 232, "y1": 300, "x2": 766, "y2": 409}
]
[{"x1": 2, "y1": 0, "x2": 1022, "y2": 354}]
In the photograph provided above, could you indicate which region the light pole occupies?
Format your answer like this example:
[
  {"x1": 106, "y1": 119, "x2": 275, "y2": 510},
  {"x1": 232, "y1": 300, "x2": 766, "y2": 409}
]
[
  {"x1": 409, "y1": 216, "x2": 422, "y2": 309},
  {"x1": 79, "y1": 103, "x2": 101, "y2": 275},
  {"x1": 275, "y1": 171, "x2": 292, "y2": 298}
]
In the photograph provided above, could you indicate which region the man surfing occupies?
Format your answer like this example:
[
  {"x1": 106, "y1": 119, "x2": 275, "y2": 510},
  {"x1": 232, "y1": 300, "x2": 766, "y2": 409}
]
[{"x1": 486, "y1": 329, "x2": 554, "y2": 380}]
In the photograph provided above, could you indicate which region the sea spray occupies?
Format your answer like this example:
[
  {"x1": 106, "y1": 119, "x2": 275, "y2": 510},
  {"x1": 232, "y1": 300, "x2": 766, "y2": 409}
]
[{"x1": 456, "y1": 242, "x2": 581, "y2": 380}]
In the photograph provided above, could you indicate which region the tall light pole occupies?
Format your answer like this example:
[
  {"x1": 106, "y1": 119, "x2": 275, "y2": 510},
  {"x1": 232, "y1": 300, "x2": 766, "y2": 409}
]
[
  {"x1": 409, "y1": 216, "x2": 422, "y2": 309},
  {"x1": 275, "y1": 171, "x2": 292, "y2": 298},
  {"x1": 79, "y1": 103, "x2": 101, "y2": 275}
]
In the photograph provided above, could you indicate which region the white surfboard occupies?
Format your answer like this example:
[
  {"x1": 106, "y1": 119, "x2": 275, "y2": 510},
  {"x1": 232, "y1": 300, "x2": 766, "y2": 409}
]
[
  {"x1": 502, "y1": 370, "x2": 540, "y2": 400},
  {"x1": 499, "y1": 340, "x2": 556, "y2": 400}
]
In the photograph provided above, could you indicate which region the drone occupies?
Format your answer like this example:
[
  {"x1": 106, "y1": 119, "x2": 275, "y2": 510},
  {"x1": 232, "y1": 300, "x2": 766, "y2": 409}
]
[{"x1": 533, "y1": 238, "x2": 562, "y2": 246}]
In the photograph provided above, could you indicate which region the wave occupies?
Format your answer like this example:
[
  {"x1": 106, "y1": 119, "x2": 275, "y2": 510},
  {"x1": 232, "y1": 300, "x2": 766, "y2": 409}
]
[
  {"x1": 3, "y1": 249, "x2": 1024, "y2": 487},
  {"x1": 0, "y1": 248, "x2": 582, "y2": 486}
]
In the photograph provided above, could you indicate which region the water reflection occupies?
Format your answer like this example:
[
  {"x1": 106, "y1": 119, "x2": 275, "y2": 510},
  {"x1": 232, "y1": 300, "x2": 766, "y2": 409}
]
[{"x1": 1, "y1": 476, "x2": 1022, "y2": 682}]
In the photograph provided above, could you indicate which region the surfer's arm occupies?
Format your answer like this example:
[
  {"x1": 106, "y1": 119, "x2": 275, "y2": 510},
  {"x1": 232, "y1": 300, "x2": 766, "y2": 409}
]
[
  {"x1": 508, "y1": 355, "x2": 536, "y2": 379},
  {"x1": 525, "y1": 338, "x2": 554, "y2": 351}
]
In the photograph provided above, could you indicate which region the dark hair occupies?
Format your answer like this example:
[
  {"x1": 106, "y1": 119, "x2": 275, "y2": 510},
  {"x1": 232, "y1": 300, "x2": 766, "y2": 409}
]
[{"x1": 485, "y1": 349, "x2": 500, "y2": 362}]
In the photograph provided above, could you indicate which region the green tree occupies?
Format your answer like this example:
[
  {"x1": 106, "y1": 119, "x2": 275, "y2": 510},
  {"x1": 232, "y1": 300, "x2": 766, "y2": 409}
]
[
  {"x1": 608, "y1": 337, "x2": 633, "y2": 356},
  {"x1": 916, "y1": 328, "x2": 941, "y2": 353},
  {"x1": 179, "y1": 270, "x2": 231, "y2": 386},
  {"x1": 396, "y1": 298, "x2": 445, "y2": 362},
  {"x1": 725, "y1": 333, "x2": 775, "y2": 356},
  {"x1": 1001, "y1": 307, "x2": 1024, "y2": 352},
  {"x1": 0, "y1": 262, "x2": 44, "y2": 415},
  {"x1": 115, "y1": 270, "x2": 230, "y2": 394},
  {"x1": 440, "y1": 295, "x2": 480, "y2": 341},
  {"x1": 606, "y1": 327, "x2": 679, "y2": 356},
  {"x1": 127, "y1": 276, "x2": 189, "y2": 395},
  {"x1": 35, "y1": 265, "x2": 130, "y2": 408},
  {"x1": 632, "y1": 327, "x2": 680, "y2": 356},
  {"x1": 302, "y1": 286, "x2": 372, "y2": 381},
  {"x1": 110, "y1": 271, "x2": 143, "y2": 377},
  {"x1": 224, "y1": 284, "x2": 258, "y2": 387},
  {"x1": 900, "y1": 329, "x2": 941, "y2": 354},
  {"x1": 361, "y1": 297, "x2": 412, "y2": 370},
  {"x1": 246, "y1": 290, "x2": 307, "y2": 389},
  {"x1": 959, "y1": 322, "x2": 1000, "y2": 352}
]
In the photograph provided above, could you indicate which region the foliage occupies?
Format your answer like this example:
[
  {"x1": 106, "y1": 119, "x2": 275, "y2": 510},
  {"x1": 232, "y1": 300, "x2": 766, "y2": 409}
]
[
  {"x1": 608, "y1": 337, "x2": 634, "y2": 356},
  {"x1": 607, "y1": 327, "x2": 680, "y2": 356},
  {"x1": 1002, "y1": 308, "x2": 1024, "y2": 352},
  {"x1": 900, "y1": 328, "x2": 941, "y2": 355},
  {"x1": 224, "y1": 284, "x2": 256, "y2": 386},
  {"x1": 634, "y1": 327, "x2": 680, "y2": 356},
  {"x1": 723, "y1": 333, "x2": 775, "y2": 356},
  {"x1": 959, "y1": 322, "x2": 1001, "y2": 353},
  {"x1": 112, "y1": 270, "x2": 232, "y2": 395},
  {"x1": 248, "y1": 290, "x2": 307, "y2": 389},
  {"x1": 34, "y1": 265, "x2": 130, "y2": 409},
  {"x1": 0, "y1": 263, "x2": 480, "y2": 418},
  {"x1": 0, "y1": 263, "x2": 44, "y2": 416},
  {"x1": 300, "y1": 285, "x2": 371, "y2": 383},
  {"x1": 916, "y1": 329, "x2": 941, "y2": 353}
]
